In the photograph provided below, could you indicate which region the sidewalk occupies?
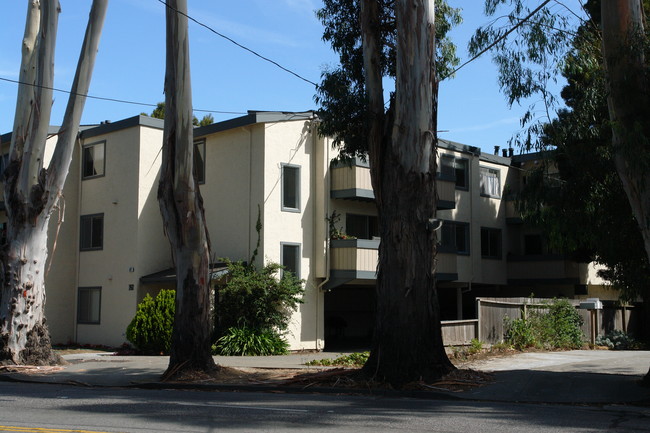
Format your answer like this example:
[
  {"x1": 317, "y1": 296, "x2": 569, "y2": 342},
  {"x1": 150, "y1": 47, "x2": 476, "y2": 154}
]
[{"x1": 1, "y1": 350, "x2": 650, "y2": 406}]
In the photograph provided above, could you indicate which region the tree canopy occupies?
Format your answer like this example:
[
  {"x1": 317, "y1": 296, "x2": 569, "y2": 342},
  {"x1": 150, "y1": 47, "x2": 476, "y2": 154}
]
[{"x1": 315, "y1": 0, "x2": 461, "y2": 159}]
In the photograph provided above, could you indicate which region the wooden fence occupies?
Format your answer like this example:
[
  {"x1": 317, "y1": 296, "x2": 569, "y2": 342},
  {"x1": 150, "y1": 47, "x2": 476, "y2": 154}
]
[{"x1": 440, "y1": 297, "x2": 643, "y2": 346}]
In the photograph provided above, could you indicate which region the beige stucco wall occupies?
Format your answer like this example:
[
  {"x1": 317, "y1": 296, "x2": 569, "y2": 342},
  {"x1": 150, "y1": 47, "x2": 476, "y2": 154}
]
[{"x1": 259, "y1": 119, "x2": 324, "y2": 350}]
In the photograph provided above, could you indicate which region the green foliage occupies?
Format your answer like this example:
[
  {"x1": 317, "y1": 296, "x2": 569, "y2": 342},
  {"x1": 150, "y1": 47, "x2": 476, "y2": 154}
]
[
  {"x1": 504, "y1": 299, "x2": 584, "y2": 350},
  {"x1": 215, "y1": 260, "x2": 304, "y2": 350},
  {"x1": 212, "y1": 327, "x2": 289, "y2": 356},
  {"x1": 315, "y1": 0, "x2": 461, "y2": 158},
  {"x1": 126, "y1": 290, "x2": 175, "y2": 354},
  {"x1": 469, "y1": 0, "x2": 577, "y2": 149},
  {"x1": 469, "y1": 338, "x2": 483, "y2": 354},
  {"x1": 595, "y1": 330, "x2": 643, "y2": 350},
  {"x1": 146, "y1": 101, "x2": 214, "y2": 127},
  {"x1": 514, "y1": 1, "x2": 650, "y2": 301},
  {"x1": 305, "y1": 351, "x2": 369, "y2": 367},
  {"x1": 503, "y1": 315, "x2": 537, "y2": 350},
  {"x1": 327, "y1": 210, "x2": 355, "y2": 240}
]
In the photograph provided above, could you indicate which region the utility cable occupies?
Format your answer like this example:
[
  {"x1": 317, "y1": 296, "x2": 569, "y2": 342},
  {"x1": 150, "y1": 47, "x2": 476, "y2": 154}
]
[{"x1": 157, "y1": 0, "x2": 319, "y2": 87}]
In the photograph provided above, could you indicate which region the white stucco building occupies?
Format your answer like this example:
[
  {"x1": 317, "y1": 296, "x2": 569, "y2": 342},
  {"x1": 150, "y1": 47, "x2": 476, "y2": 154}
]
[{"x1": 0, "y1": 111, "x2": 612, "y2": 349}]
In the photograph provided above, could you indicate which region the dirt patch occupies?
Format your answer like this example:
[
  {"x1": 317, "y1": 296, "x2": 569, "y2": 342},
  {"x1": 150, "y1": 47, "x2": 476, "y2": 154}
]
[{"x1": 163, "y1": 365, "x2": 493, "y2": 392}]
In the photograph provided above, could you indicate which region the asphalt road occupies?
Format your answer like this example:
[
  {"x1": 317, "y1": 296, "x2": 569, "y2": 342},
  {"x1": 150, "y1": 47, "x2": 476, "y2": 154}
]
[{"x1": 0, "y1": 381, "x2": 648, "y2": 432}]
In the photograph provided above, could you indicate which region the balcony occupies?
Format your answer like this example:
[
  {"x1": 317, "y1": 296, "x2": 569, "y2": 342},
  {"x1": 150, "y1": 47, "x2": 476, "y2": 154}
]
[
  {"x1": 507, "y1": 254, "x2": 580, "y2": 285},
  {"x1": 325, "y1": 238, "x2": 457, "y2": 289},
  {"x1": 330, "y1": 158, "x2": 456, "y2": 210},
  {"x1": 330, "y1": 160, "x2": 374, "y2": 201},
  {"x1": 505, "y1": 198, "x2": 523, "y2": 224}
]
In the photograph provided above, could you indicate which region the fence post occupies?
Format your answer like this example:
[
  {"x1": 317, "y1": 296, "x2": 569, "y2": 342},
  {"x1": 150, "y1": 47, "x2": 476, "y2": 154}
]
[{"x1": 476, "y1": 298, "x2": 482, "y2": 342}]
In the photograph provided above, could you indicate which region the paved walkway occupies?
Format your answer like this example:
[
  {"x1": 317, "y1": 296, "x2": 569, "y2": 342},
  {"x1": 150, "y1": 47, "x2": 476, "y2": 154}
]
[{"x1": 1, "y1": 350, "x2": 649, "y2": 407}]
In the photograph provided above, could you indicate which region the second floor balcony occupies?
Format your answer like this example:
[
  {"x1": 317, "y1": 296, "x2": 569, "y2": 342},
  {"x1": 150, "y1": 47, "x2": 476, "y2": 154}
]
[{"x1": 330, "y1": 158, "x2": 456, "y2": 210}]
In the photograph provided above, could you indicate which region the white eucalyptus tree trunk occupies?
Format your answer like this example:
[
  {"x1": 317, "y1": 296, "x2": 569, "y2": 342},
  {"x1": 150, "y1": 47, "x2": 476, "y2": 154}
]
[
  {"x1": 0, "y1": 0, "x2": 108, "y2": 365},
  {"x1": 158, "y1": 0, "x2": 216, "y2": 378}
]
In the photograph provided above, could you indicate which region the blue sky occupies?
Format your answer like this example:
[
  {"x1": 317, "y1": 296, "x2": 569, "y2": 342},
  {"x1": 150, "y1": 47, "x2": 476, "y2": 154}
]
[{"x1": 0, "y1": 1, "x2": 568, "y2": 154}]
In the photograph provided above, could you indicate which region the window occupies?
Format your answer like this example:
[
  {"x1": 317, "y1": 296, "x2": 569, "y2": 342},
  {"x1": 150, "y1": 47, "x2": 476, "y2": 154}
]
[
  {"x1": 346, "y1": 214, "x2": 379, "y2": 240},
  {"x1": 440, "y1": 221, "x2": 470, "y2": 255},
  {"x1": 281, "y1": 243, "x2": 300, "y2": 279},
  {"x1": 82, "y1": 141, "x2": 105, "y2": 179},
  {"x1": 481, "y1": 227, "x2": 502, "y2": 259},
  {"x1": 454, "y1": 158, "x2": 469, "y2": 189},
  {"x1": 194, "y1": 140, "x2": 205, "y2": 184},
  {"x1": 0, "y1": 153, "x2": 9, "y2": 177},
  {"x1": 439, "y1": 155, "x2": 455, "y2": 180},
  {"x1": 80, "y1": 214, "x2": 104, "y2": 251},
  {"x1": 281, "y1": 164, "x2": 300, "y2": 212},
  {"x1": 480, "y1": 166, "x2": 501, "y2": 197},
  {"x1": 77, "y1": 287, "x2": 101, "y2": 324}
]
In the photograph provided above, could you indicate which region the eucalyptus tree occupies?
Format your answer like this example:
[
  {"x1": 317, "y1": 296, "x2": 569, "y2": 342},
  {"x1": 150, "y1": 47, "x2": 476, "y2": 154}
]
[
  {"x1": 158, "y1": 0, "x2": 216, "y2": 378},
  {"x1": 316, "y1": 0, "x2": 461, "y2": 386},
  {"x1": 0, "y1": 0, "x2": 108, "y2": 365},
  {"x1": 471, "y1": 0, "x2": 650, "y2": 383}
]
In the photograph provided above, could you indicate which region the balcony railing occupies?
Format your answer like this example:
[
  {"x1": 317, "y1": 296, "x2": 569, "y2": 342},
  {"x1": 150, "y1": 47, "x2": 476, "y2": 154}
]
[
  {"x1": 507, "y1": 254, "x2": 580, "y2": 285},
  {"x1": 330, "y1": 158, "x2": 456, "y2": 209},
  {"x1": 325, "y1": 238, "x2": 457, "y2": 289}
]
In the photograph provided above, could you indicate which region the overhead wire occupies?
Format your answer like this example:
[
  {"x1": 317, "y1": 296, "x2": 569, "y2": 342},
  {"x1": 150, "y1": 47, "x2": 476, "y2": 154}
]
[{"x1": 156, "y1": 0, "x2": 319, "y2": 87}]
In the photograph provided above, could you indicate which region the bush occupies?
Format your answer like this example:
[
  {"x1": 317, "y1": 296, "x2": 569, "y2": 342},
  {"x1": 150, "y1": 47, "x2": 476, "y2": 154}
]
[
  {"x1": 595, "y1": 330, "x2": 641, "y2": 350},
  {"x1": 305, "y1": 351, "x2": 369, "y2": 367},
  {"x1": 215, "y1": 260, "x2": 304, "y2": 340},
  {"x1": 126, "y1": 289, "x2": 175, "y2": 354},
  {"x1": 504, "y1": 299, "x2": 584, "y2": 350},
  {"x1": 504, "y1": 315, "x2": 537, "y2": 350},
  {"x1": 213, "y1": 327, "x2": 289, "y2": 356}
]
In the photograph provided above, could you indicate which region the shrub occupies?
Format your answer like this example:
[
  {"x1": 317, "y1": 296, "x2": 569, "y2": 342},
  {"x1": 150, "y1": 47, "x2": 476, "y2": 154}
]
[
  {"x1": 216, "y1": 260, "x2": 304, "y2": 339},
  {"x1": 504, "y1": 315, "x2": 537, "y2": 350},
  {"x1": 503, "y1": 299, "x2": 584, "y2": 350},
  {"x1": 213, "y1": 327, "x2": 289, "y2": 356},
  {"x1": 305, "y1": 351, "x2": 370, "y2": 367},
  {"x1": 595, "y1": 330, "x2": 641, "y2": 350},
  {"x1": 126, "y1": 289, "x2": 175, "y2": 354}
]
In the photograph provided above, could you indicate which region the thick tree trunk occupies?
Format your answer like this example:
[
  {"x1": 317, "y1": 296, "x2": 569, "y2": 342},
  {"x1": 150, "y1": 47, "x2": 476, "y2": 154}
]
[
  {"x1": 361, "y1": 0, "x2": 454, "y2": 386},
  {"x1": 601, "y1": 0, "x2": 650, "y2": 385},
  {"x1": 0, "y1": 0, "x2": 107, "y2": 365},
  {"x1": 159, "y1": 0, "x2": 216, "y2": 379}
]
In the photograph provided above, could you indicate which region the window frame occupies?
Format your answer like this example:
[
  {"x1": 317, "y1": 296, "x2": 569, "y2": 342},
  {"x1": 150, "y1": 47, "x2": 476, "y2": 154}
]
[
  {"x1": 440, "y1": 220, "x2": 470, "y2": 255},
  {"x1": 480, "y1": 226, "x2": 502, "y2": 260},
  {"x1": 454, "y1": 158, "x2": 469, "y2": 190},
  {"x1": 345, "y1": 213, "x2": 379, "y2": 240},
  {"x1": 80, "y1": 213, "x2": 104, "y2": 251},
  {"x1": 194, "y1": 139, "x2": 206, "y2": 184},
  {"x1": 281, "y1": 163, "x2": 301, "y2": 213},
  {"x1": 479, "y1": 166, "x2": 501, "y2": 198},
  {"x1": 82, "y1": 140, "x2": 106, "y2": 180},
  {"x1": 280, "y1": 242, "x2": 301, "y2": 279},
  {"x1": 77, "y1": 286, "x2": 101, "y2": 324}
]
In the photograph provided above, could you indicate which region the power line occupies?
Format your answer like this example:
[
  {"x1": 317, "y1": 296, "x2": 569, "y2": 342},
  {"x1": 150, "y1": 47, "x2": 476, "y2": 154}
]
[
  {"x1": 0, "y1": 76, "x2": 247, "y2": 116},
  {"x1": 157, "y1": 0, "x2": 319, "y2": 88},
  {"x1": 450, "y1": 0, "x2": 553, "y2": 76}
]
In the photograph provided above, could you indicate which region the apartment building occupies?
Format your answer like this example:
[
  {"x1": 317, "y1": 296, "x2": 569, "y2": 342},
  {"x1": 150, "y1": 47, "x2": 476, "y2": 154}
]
[{"x1": 0, "y1": 111, "x2": 611, "y2": 350}]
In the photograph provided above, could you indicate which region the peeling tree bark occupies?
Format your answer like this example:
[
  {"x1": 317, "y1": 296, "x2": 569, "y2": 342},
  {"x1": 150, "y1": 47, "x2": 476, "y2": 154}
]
[
  {"x1": 361, "y1": 0, "x2": 454, "y2": 386},
  {"x1": 158, "y1": 0, "x2": 216, "y2": 379},
  {"x1": 601, "y1": 0, "x2": 650, "y2": 385},
  {"x1": 0, "y1": 0, "x2": 108, "y2": 365}
]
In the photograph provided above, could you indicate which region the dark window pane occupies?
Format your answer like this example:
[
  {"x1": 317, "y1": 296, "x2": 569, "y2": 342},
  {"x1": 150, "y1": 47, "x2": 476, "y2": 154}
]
[
  {"x1": 282, "y1": 166, "x2": 299, "y2": 210},
  {"x1": 282, "y1": 244, "x2": 300, "y2": 278},
  {"x1": 455, "y1": 159, "x2": 468, "y2": 189},
  {"x1": 77, "y1": 287, "x2": 101, "y2": 324},
  {"x1": 194, "y1": 140, "x2": 205, "y2": 183},
  {"x1": 80, "y1": 214, "x2": 103, "y2": 251}
]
